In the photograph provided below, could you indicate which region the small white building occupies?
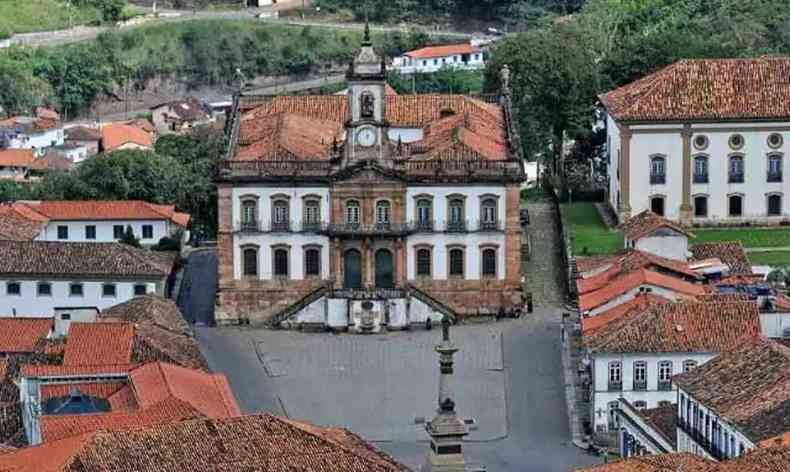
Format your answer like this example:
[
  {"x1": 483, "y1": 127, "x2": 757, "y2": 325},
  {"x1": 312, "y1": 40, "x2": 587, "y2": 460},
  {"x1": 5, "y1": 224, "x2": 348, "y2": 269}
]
[
  {"x1": 0, "y1": 115, "x2": 64, "y2": 152},
  {"x1": 674, "y1": 337, "x2": 790, "y2": 460},
  {"x1": 602, "y1": 57, "x2": 790, "y2": 225},
  {"x1": 0, "y1": 240, "x2": 171, "y2": 318},
  {"x1": 0, "y1": 149, "x2": 35, "y2": 181},
  {"x1": 620, "y1": 210, "x2": 695, "y2": 262},
  {"x1": 583, "y1": 300, "x2": 761, "y2": 433},
  {"x1": 391, "y1": 43, "x2": 485, "y2": 74},
  {"x1": 0, "y1": 200, "x2": 190, "y2": 245}
]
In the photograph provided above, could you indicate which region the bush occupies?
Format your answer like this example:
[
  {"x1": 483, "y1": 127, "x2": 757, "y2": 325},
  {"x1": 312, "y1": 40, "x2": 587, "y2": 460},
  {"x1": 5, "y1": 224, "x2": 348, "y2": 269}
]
[{"x1": 119, "y1": 225, "x2": 141, "y2": 248}]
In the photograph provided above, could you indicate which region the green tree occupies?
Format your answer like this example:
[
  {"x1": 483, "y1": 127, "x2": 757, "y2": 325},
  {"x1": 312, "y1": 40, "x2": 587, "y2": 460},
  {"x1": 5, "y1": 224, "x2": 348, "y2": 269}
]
[{"x1": 120, "y1": 225, "x2": 140, "y2": 248}]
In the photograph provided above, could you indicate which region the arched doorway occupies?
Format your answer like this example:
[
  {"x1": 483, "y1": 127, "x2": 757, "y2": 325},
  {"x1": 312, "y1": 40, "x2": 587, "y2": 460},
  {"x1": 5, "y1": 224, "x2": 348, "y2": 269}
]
[
  {"x1": 344, "y1": 249, "x2": 362, "y2": 289},
  {"x1": 375, "y1": 249, "x2": 394, "y2": 289}
]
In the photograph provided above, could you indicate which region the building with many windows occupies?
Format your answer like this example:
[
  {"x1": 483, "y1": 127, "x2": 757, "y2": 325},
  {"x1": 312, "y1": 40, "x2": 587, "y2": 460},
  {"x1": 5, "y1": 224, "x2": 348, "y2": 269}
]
[
  {"x1": 215, "y1": 32, "x2": 525, "y2": 328},
  {"x1": 602, "y1": 57, "x2": 790, "y2": 224},
  {"x1": 582, "y1": 300, "x2": 760, "y2": 433},
  {"x1": 391, "y1": 43, "x2": 486, "y2": 74}
]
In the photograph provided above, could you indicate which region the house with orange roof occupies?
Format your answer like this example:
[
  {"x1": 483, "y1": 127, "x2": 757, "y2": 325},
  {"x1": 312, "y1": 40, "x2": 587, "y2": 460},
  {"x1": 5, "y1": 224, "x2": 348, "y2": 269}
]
[
  {"x1": 0, "y1": 149, "x2": 36, "y2": 181},
  {"x1": 582, "y1": 300, "x2": 761, "y2": 433},
  {"x1": 392, "y1": 42, "x2": 486, "y2": 74},
  {"x1": 601, "y1": 56, "x2": 790, "y2": 225},
  {"x1": 216, "y1": 33, "x2": 525, "y2": 328},
  {"x1": 0, "y1": 200, "x2": 189, "y2": 245},
  {"x1": 99, "y1": 122, "x2": 154, "y2": 152},
  {"x1": 620, "y1": 210, "x2": 695, "y2": 261}
]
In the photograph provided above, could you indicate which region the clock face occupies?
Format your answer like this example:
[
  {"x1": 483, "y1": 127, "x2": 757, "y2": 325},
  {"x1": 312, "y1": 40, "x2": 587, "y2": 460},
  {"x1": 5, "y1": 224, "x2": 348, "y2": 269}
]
[{"x1": 356, "y1": 127, "x2": 377, "y2": 147}]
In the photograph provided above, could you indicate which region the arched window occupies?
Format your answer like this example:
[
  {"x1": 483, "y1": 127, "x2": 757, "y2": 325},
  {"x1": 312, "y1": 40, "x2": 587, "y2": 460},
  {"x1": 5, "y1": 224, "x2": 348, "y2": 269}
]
[
  {"x1": 768, "y1": 154, "x2": 783, "y2": 182},
  {"x1": 272, "y1": 199, "x2": 290, "y2": 231},
  {"x1": 303, "y1": 199, "x2": 321, "y2": 230},
  {"x1": 480, "y1": 197, "x2": 498, "y2": 230},
  {"x1": 242, "y1": 247, "x2": 258, "y2": 276},
  {"x1": 376, "y1": 200, "x2": 391, "y2": 225},
  {"x1": 416, "y1": 248, "x2": 432, "y2": 277},
  {"x1": 447, "y1": 197, "x2": 465, "y2": 231},
  {"x1": 768, "y1": 194, "x2": 782, "y2": 216},
  {"x1": 694, "y1": 195, "x2": 708, "y2": 218},
  {"x1": 416, "y1": 198, "x2": 433, "y2": 230},
  {"x1": 650, "y1": 156, "x2": 666, "y2": 184},
  {"x1": 481, "y1": 247, "x2": 497, "y2": 277},
  {"x1": 693, "y1": 155, "x2": 708, "y2": 183},
  {"x1": 729, "y1": 155, "x2": 745, "y2": 183},
  {"x1": 346, "y1": 200, "x2": 360, "y2": 225},
  {"x1": 650, "y1": 196, "x2": 665, "y2": 216},
  {"x1": 304, "y1": 247, "x2": 321, "y2": 277},
  {"x1": 273, "y1": 247, "x2": 289, "y2": 278},
  {"x1": 241, "y1": 199, "x2": 258, "y2": 230},
  {"x1": 729, "y1": 194, "x2": 743, "y2": 217},
  {"x1": 449, "y1": 248, "x2": 464, "y2": 278}
]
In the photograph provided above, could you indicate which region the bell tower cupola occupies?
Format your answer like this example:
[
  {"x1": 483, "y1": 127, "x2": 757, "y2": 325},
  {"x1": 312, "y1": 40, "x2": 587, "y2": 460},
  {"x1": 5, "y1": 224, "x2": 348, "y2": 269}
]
[{"x1": 347, "y1": 21, "x2": 387, "y2": 124}]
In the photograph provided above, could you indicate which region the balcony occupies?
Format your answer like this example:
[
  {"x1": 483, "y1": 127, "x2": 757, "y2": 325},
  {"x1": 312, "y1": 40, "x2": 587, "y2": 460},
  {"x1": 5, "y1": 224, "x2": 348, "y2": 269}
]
[
  {"x1": 633, "y1": 380, "x2": 647, "y2": 391},
  {"x1": 271, "y1": 221, "x2": 291, "y2": 232},
  {"x1": 237, "y1": 221, "x2": 262, "y2": 233},
  {"x1": 693, "y1": 173, "x2": 708, "y2": 184},
  {"x1": 678, "y1": 417, "x2": 727, "y2": 461},
  {"x1": 728, "y1": 172, "x2": 745, "y2": 183},
  {"x1": 768, "y1": 171, "x2": 783, "y2": 183},
  {"x1": 319, "y1": 222, "x2": 416, "y2": 237},
  {"x1": 301, "y1": 221, "x2": 322, "y2": 233},
  {"x1": 479, "y1": 220, "x2": 501, "y2": 232},
  {"x1": 446, "y1": 220, "x2": 468, "y2": 233},
  {"x1": 658, "y1": 380, "x2": 673, "y2": 391},
  {"x1": 608, "y1": 381, "x2": 622, "y2": 392},
  {"x1": 415, "y1": 220, "x2": 434, "y2": 232},
  {"x1": 650, "y1": 174, "x2": 666, "y2": 185}
]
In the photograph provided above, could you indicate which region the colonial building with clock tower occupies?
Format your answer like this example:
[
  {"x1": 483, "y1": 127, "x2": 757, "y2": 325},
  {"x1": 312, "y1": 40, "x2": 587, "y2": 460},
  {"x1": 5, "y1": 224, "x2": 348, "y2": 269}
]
[{"x1": 215, "y1": 29, "x2": 527, "y2": 331}]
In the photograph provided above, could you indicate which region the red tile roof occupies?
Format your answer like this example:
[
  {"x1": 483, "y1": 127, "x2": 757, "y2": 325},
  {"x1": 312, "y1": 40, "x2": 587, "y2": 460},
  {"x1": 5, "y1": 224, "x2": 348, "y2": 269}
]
[
  {"x1": 575, "y1": 453, "x2": 717, "y2": 471},
  {"x1": 0, "y1": 318, "x2": 52, "y2": 353},
  {"x1": 62, "y1": 323, "x2": 135, "y2": 367},
  {"x1": 101, "y1": 123, "x2": 154, "y2": 151},
  {"x1": 0, "y1": 149, "x2": 35, "y2": 167},
  {"x1": 719, "y1": 447, "x2": 790, "y2": 472},
  {"x1": 405, "y1": 43, "x2": 481, "y2": 59},
  {"x1": 620, "y1": 210, "x2": 695, "y2": 241},
  {"x1": 9, "y1": 200, "x2": 190, "y2": 226},
  {"x1": 583, "y1": 300, "x2": 761, "y2": 353},
  {"x1": 579, "y1": 268, "x2": 707, "y2": 312},
  {"x1": 20, "y1": 364, "x2": 135, "y2": 377},
  {"x1": 690, "y1": 241, "x2": 753, "y2": 275},
  {"x1": 601, "y1": 57, "x2": 790, "y2": 123},
  {"x1": 674, "y1": 338, "x2": 790, "y2": 443},
  {"x1": 581, "y1": 294, "x2": 669, "y2": 334},
  {"x1": 577, "y1": 249, "x2": 701, "y2": 295},
  {"x1": 0, "y1": 414, "x2": 408, "y2": 471}
]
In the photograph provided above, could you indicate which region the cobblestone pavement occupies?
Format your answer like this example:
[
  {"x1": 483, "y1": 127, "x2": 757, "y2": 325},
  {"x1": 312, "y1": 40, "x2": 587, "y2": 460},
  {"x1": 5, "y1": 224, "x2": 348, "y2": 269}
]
[{"x1": 523, "y1": 202, "x2": 567, "y2": 307}]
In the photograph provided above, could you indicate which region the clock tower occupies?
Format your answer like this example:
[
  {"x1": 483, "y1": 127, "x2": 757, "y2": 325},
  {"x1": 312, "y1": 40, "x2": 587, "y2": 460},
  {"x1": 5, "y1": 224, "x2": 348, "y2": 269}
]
[{"x1": 345, "y1": 22, "x2": 388, "y2": 160}]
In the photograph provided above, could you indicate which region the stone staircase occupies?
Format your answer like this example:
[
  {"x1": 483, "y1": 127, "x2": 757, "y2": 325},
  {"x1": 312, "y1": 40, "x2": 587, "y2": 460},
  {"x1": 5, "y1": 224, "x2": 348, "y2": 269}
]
[{"x1": 522, "y1": 202, "x2": 567, "y2": 307}]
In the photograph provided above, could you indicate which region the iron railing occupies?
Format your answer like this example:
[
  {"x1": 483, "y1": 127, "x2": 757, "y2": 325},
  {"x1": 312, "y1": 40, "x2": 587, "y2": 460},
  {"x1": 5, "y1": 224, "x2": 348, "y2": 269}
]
[
  {"x1": 658, "y1": 380, "x2": 673, "y2": 391},
  {"x1": 693, "y1": 173, "x2": 708, "y2": 184},
  {"x1": 728, "y1": 172, "x2": 745, "y2": 183},
  {"x1": 608, "y1": 381, "x2": 622, "y2": 392},
  {"x1": 650, "y1": 174, "x2": 666, "y2": 185},
  {"x1": 768, "y1": 171, "x2": 783, "y2": 183},
  {"x1": 633, "y1": 380, "x2": 647, "y2": 391}
]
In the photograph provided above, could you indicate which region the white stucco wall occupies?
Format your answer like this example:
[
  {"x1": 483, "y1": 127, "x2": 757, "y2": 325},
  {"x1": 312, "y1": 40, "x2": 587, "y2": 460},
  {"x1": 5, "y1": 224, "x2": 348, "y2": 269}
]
[
  {"x1": 53, "y1": 307, "x2": 98, "y2": 337},
  {"x1": 588, "y1": 285, "x2": 686, "y2": 316},
  {"x1": 631, "y1": 234, "x2": 689, "y2": 261},
  {"x1": 406, "y1": 233, "x2": 506, "y2": 280},
  {"x1": 0, "y1": 279, "x2": 161, "y2": 317},
  {"x1": 393, "y1": 53, "x2": 485, "y2": 74},
  {"x1": 759, "y1": 311, "x2": 790, "y2": 338},
  {"x1": 613, "y1": 119, "x2": 790, "y2": 221},
  {"x1": 591, "y1": 352, "x2": 714, "y2": 431},
  {"x1": 677, "y1": 387, "x2": 755, "y2": 459},
  {"x1": 7, "y1": 128, "x2": 64, "y2": 150},
  {"x1": 607, "y1": 114, "x2": 622, "y2": 212},
  {"x1": 405, "y1": 185, "x2": 508, "y2": 230},
  {"x1": 36, "y1": 220, "x2": 171, "y2": 243}
]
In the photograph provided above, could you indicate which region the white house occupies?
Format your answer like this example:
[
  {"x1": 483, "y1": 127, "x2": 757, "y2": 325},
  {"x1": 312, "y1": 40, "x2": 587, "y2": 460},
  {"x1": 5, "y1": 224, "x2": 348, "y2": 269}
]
[
  {"x1": 391, "y1": 43, "x2": 485, "y2": 74},
  {"x1": 620, "y1": 210, "x2": 695, "y2": 262},
  {"x1": 674, "y1": 337, "x2": 790, "y2": 460},
  {"x1": 601, "y1": 57, "x2": 790, "y2": 225},
  {"x1": 0, "y1": 240, "x2": 171, "y2": 317},
  {"x1": 583, "y1": 300, "x2": 761, "y2": 433},
  {"x1": 0, "y1": 149, "x2": 36, "y2": 181},
  {"x1": 0, "y1": 115, "x2": 64, "y2": 152},
  {"x1": 0, "y1": 200, "x2": 190, "y2": 244},
  {"x1": 215, "y1": 34, "x2": 525, "y2": 327}
]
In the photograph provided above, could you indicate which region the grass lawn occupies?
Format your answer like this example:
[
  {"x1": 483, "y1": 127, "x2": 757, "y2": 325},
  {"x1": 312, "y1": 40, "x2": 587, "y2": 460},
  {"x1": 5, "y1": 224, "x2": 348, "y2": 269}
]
[
  {"x1": 0, "y1": 0, "x2": 101, "y2": 36},
  {"x1": 745, "y1": 251, "x2": 790, "y2": 267},
  {"x1": 691, "y1": 227, "x2": 790, "y2": 248},
  {"x1": 561, "y1": 202, "x2": 623, "y2": 256}
]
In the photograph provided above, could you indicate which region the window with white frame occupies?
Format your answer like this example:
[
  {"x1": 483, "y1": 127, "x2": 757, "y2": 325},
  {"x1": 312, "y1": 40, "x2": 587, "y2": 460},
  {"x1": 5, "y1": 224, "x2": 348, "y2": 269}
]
[
  {"x1": 480, "y1": 197, "x2": 497, "y2": 228},
  {"x1": 376, "y1": 201, "x2": 391, "y2": 225},
  {"x1": 683, "y1": 360, "x2": 697, "y2": 372},
  {"x1": 608, "y1": 361, "x2": 622, "y2": 390},
  {"x1": 6, "y1": 282, "x2": 20, "y2": 296},
  {"x1": 658, "y1": 361, "x2": 673, "y2": 388},
  {"x1": 694, "y1": 155, "x2": 708, "y2": 183},
  {"x1": 241, "y1": 200, "x2": 257, "y2": 229},
  {"x1": 481, "y1": 247, "x2": 497, "y2": 277},
  {"x1": 304, "y1": 247, "x2": 321, "y2": 277},
  {"x1": 768, "y1": 154, "x2": 783, "y2": 182},
  {"x1": 272, "y1": 200, "x2": 289, "y2": 228},
  {"x1": 768, "y1": 194, "x2": 782, "y2": 217},
  {"x1": 273, "y1": 247, "x2": 289, "y2": 278},
  {"x1": 417, "y1": 198, "x2": 432, "y2": 226},
  {"x1": 416, "y1": 248, "x2": 432, "y2": 277},
  {"x1": 346, "y1": 200, "x2": 361, "y2": 225},
  {"x1": 633, "y1": 361, "x2": 647, "y2": 389},
  {"x1": 303, "y1": 199, "x2": 321, "y2": 228},
  {"x1": 650, "y1": 156, "x2": 666, "y2": 184},
  {"x1": 242, "y1": 247, "x2": 258, "y2": 277},
  {"x1": 633, "y1": 401, "x2": 647, "y2": 410},
  {"x1": 449, "y1": 248, "x2": 465, "y2": 277}
]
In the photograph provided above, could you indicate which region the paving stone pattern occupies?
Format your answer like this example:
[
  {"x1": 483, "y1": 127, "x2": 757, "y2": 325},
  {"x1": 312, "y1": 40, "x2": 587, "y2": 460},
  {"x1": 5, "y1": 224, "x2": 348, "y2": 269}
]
[{"x1": 523, "y1": 202, "x2": 567, "y2": 307}]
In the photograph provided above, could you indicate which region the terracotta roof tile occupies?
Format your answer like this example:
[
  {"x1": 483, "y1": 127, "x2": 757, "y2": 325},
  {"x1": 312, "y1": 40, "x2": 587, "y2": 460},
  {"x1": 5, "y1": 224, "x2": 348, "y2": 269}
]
[
  {"x1": 0, "y1": 149, "x2": 35, "y2": 167},
  {"x1": 20, "y1": 364, "x2": 135, "y2": 377},
  {"x1": 0, "y1": 318, "x2": 52, "y2": 353},
  {"x1": 584, "y1": 301, "x2": 761, "y2": 353},
  {"x1": 620, "y1": 210, "x2": 694, "y2": 241},
  {"x1": 106, "y1": 385, "x2": 138, "y2": 411},
  {"x1": 0, "y1": 241, "x2": 170, "y2": 277},
  {"x1": 65, "y1": 126, "x2": 101, "y2": 142},
  {"x1": 579, "y1": 268, "x2": 707, "y2": 312},
  {"x1": 577, "y1": 249, "x2": 701, "y2": 295},
  {"x1": 690, "y1": 242, "x2": 752, "y2": 275},
  {"x1": 601, "y1": 57, "x2": 790, "y2": 122},
  {"x1": 581, "y1": 294, "x2": 669, "y2": 334},
  {"x1": 0, "y1": 432, "x2": 92, "y2": 472},
  {"x1": 31, "y1": 414, "x2": 407, "y2": 471},
  {"x1": 63, "y1": 322, "x2": 135, "y2": 367},
  {"x1": 153, "y1": 97, "x2": 210, "y2": 122},
  {"x1": 674, "y1": 338, "x2": 790, "y2": 442},
  {"x1": 719, "y1": 446, "x2": 790, "y2": 472},
  {"x1": 575, "y1": 453, "x2": 717, "y2": 472},
  {"x1": 0, "y1": 206, "x2": 45, "y2": 241},
  {"x1": 404, "y1": 43, "x2": 481, "y2": 59},
  {"x1": 641, "y1": 404, "x2": 678, "y2": 449},
  {"x1": 11, "y1": 200, "x2": 189, "y2": 226},
  {"x1": 101, "y1": 123, "x2": 154, "y2": 151}
]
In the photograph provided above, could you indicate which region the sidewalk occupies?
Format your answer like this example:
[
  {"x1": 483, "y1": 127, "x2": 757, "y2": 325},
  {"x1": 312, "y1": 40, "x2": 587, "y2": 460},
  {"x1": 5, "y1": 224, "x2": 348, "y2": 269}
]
[{"x1": 560, "y1": 310, "x2": 591, "y2": 450}]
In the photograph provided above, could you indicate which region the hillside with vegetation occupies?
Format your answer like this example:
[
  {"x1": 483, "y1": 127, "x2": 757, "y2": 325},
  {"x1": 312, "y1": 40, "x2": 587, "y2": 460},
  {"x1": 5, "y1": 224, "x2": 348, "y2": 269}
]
[{"x1": 0, "y1": 0, "x2": 134, "y2": 38}]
